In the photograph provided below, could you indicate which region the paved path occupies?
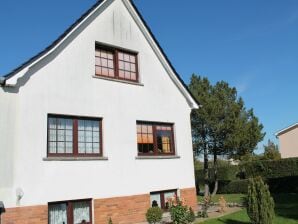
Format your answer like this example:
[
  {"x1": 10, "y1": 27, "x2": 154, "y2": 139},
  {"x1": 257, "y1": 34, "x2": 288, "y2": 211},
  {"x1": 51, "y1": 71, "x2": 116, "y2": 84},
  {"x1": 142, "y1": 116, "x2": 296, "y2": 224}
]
[{"x1": 195, "y1": 207, "x2": 243, "y2": 223}]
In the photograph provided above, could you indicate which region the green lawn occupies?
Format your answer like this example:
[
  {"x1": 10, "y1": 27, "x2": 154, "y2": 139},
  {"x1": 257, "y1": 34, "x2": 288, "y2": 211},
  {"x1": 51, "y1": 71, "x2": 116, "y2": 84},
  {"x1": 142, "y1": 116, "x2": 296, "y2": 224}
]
[
  {"x1": 199, "y1": 193, "x2": 298, "y2": 224},
  {"x1": 197, "y1": 194, "x2": 246, "y2": 204}
]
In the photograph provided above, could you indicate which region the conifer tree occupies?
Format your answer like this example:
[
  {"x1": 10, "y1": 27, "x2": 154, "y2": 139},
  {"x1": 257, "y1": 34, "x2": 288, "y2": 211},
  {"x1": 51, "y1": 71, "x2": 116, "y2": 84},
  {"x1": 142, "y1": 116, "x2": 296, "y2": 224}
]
[{"x1": 247, "y1": 177, "x2": 275, "y2": 224}]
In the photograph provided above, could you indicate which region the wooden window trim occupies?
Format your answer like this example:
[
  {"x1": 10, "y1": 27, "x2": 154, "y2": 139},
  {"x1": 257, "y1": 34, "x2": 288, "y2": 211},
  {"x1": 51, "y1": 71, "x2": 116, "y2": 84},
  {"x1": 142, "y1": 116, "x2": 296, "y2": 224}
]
[
  {"x1": 95, "y1": 44, "x2": 139, "y2": 82},
  {"x1": 48, "y1": 199, "x2": 92, "y2": 224},
  {"x1": 47, "y1": 114, "x2": 103, "y2": 158},
  {"x1": 137, "y1": 121, "x2": 176, "y2": 156}
]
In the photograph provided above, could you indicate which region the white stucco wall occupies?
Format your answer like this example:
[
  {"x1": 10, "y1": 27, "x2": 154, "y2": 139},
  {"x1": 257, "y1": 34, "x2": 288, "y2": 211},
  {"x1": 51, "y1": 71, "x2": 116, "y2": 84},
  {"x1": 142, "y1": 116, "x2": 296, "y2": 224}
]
[{"x1": 0, "y1": 0, "x2": 196, "y2": 208}]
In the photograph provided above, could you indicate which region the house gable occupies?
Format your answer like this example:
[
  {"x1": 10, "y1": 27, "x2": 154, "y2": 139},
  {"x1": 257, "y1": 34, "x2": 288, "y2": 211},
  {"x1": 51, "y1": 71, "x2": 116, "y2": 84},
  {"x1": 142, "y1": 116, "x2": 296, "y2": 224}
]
[{"x1": 2, "y1": 0, "x2": 199, "y2": 109}]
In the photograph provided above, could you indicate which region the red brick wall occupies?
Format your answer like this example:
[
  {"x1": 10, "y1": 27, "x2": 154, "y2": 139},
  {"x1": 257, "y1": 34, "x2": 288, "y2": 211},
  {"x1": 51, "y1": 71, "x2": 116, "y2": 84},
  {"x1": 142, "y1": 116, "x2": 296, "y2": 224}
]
[
  {"x1": 94, "y1": 194, "x2": 150, "y2": 224},
  {"x1": 2, "y1": 205, "x2": 48, "y2": 224},
  {"x1": 180, "y1": 187, "x2": 198, "y2": 211},
  {"x1": 1, "y1": 187, "x2": 197, "y2": 224}
]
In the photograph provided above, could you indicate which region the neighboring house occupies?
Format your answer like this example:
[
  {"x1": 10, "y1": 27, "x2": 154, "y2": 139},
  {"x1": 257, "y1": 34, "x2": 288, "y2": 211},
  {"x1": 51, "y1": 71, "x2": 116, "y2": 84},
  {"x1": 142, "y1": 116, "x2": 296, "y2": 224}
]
[
  {"x1": 276, "y1": 123, "x2": 298, "y2": 158},
  {"x1": 0, "y1": 0, "x2": 199, "y2": 223}
]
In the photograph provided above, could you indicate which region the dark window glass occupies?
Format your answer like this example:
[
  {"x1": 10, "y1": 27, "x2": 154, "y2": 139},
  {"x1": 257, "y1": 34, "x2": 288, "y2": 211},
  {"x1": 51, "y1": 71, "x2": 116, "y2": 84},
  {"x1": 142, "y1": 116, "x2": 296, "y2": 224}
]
[{"x1": 137, "y1": 122, "x2": 175, "y2": 155}]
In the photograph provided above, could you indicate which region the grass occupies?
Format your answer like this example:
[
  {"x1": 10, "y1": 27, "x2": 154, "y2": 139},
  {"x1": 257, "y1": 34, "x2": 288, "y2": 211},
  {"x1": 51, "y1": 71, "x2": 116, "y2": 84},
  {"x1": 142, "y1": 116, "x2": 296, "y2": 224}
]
[
  {"x1": 198, "y1": 193, "x2": 298, "y2": 224},
  {"x1": 197, "y1": 194, "x2": 246, "y2": 204}
]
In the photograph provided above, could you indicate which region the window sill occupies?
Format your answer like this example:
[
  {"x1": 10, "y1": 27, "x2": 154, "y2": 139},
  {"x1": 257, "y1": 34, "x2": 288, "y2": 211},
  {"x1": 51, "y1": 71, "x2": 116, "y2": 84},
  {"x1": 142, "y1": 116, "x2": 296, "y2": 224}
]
[
  {"x1": 43, "y1": 157, "x2": 108, "y2": 161},
  {"x1": 135, "y1": 155, "x2": 180, "y2": 160},
  {"x1": 92, "y1": 75, "x2": 144, "y2": 86}
]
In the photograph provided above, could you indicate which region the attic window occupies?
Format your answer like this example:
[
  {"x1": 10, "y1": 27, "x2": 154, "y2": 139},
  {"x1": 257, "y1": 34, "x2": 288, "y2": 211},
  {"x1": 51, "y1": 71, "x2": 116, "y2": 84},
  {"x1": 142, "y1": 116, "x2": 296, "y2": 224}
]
[{"x1": 95, "y1": 45, "x2": 138, "y2": 82}]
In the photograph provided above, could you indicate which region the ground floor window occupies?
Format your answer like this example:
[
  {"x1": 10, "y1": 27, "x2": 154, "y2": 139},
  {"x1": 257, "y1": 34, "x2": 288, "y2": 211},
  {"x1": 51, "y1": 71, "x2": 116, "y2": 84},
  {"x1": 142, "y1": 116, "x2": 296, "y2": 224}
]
[
  {"x1": 48, "y1": 199, "x2": 92, "y2": 224},
  {"x1": 150, "y1": 190, "x2": 177, "y2": 210}
]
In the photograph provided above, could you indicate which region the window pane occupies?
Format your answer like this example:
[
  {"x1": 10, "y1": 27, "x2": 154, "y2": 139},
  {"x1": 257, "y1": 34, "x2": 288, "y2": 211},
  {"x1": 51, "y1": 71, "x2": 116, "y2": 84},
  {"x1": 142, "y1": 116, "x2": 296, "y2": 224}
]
[
  {"x1": 78, "y1": 142, "x2": 85, "y2": 153},
  {"x1": 137, "y1": 124, "x2": 154, "y2": 154},
  {"x1": 49, "y1": 142, "x2": 56, "y2": 153},
  {"x1": 150, "y1": 193, "x2": 161, "y2": 208},
  {"x1": 49, "y1": 130, "x2": 56, "y2": 141},
  {"x1": 93, "y1": 143, "x2": 100, "y2": 153},
  {"x1": 118, "y1": 51, "x2": 137, "y2": 81},
  {"x1": 49, "y1": 203, "x2": 67, "y2": 224},
  {"x1": 73, "y1": 201, "x2": 90, "y2": 224},
  {"x1": 156, "y1": 125, "x2": 173, "y2": 153},
  {"x1": 57, "y1": 119, "x2": 65, "y2": 129},
  {"x1": 164, "y1": 191, "x2": 176, "y2": 209},
  {"x1": 49, "y1": 118, "x2": 57, "y2": 129},
  {"x1": 57, "y1": 130, "x2": 65, "y2": 141},
  {"x1": 78, "y1": 119, "x2": 101, "y2": 154},
  {"x1": 66, "y1": 142, "x2": 73, "y2": 153},
  {"x1": 57, "y1": 142, "x2": 65, "y2": 153},
  {"x1": 95, "y1": 48, "x2": 115, "y2": 77}
]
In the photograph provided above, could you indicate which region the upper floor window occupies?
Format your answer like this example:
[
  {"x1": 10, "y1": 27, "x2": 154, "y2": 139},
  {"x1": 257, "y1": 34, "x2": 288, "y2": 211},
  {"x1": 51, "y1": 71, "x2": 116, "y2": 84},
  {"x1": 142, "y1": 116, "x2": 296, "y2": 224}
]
[
  {"x1": 137, "y1": 122, "x2": 175, "y2": 156},
  {"x1": 95, "y1": 45, "x2": 138, "y2": 82},
  {"x1": 48, "y1": 115, "x2": 102, "y2": 157}
]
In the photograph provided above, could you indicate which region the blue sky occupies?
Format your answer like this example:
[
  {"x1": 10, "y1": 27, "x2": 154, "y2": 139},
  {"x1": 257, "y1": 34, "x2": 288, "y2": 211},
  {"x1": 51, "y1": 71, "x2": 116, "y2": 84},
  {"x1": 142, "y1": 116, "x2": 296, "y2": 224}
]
[{"x1": 1, "y1": 0, "x2": 298, "y2": 153}]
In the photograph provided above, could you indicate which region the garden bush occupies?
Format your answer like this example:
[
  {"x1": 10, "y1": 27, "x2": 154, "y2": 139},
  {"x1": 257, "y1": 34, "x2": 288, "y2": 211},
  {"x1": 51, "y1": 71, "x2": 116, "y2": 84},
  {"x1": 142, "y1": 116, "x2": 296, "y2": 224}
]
[
  {"x1": 146, "y1": 207, "x2": 163, "y2": 224},
  {"x1": 247, "y1": 177, "x2": 275, "y2": 224},
  {"x1": 217, "y1": 179, "x2": 249, "y2": 194},
  {"x1": 169, "y1": 197, "x2": 195, "y2": 224}
]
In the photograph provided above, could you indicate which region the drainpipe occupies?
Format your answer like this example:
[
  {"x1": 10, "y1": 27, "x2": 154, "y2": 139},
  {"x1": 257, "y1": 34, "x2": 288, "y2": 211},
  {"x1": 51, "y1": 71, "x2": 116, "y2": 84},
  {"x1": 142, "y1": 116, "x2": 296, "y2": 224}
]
[{"x1": 0, "y1": 201, "x2": 5, "y2": 224}]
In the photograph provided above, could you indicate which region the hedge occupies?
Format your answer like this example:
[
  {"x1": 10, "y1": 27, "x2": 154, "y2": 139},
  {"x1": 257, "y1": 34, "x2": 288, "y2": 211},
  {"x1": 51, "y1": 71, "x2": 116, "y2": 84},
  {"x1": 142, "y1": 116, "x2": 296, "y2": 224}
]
[
  {"x1": 267, "y1": 176, "x2": 298, "y2": 193},
  {"x1": 195, "y1": 158, "x2": 298, "y2": 194},
  {"x1": 195, "y1": 165, "x2": 240, "y2": 182},
  {"x1": 240, "y1": 157, "x2": 298, "y2": 179}
]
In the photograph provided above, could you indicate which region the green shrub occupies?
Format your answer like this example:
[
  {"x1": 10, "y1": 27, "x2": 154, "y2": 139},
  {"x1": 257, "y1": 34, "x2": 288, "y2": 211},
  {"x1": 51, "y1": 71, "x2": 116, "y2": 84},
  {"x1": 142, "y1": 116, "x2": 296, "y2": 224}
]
[
  {"x1": 108, "y1": 217, "x2": 113, "y2": 224},
  {"x1": 146, "y1": 207, "x2": 163, "y2": 224},
  {"x1": 217, "y1": 179, "x2": 249, "y2": 194},
  {"x1": 170, "y1": 197, "x2": 195, "y2": 224},
  {"x1": 187, "y1": 207, "x2": 196, "y2": 223},
  {"x1": 247, "y1": 177, "x2": 275, "y2": 224}
]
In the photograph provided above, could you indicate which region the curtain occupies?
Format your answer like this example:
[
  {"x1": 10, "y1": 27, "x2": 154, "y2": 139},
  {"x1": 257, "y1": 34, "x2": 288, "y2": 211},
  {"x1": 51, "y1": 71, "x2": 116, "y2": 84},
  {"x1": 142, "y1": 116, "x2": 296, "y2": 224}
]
[
  {"x1": 73, "y1": 201, "x2": 90, "y2": 224},
  {"x1": 49, "y1": 203, "x2": 67, "y2": 224}
]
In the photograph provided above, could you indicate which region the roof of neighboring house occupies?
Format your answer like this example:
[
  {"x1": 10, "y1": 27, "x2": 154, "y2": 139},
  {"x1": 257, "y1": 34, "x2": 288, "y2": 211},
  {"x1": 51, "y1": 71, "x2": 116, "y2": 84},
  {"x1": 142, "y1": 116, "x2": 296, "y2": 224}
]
[
  {"x1": 1, "y1": 0, "x2": 200, "y2": 108},
  {"x1": 275, "y1": 123, "x2": 298, "y2": 137}
]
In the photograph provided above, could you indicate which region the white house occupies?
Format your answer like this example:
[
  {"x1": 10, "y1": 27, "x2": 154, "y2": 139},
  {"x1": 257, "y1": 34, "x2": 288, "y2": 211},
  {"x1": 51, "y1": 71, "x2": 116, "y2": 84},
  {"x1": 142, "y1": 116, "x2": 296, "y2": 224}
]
[{"x1": 0, "y1": 0, "x2": 199, "y2": 223}]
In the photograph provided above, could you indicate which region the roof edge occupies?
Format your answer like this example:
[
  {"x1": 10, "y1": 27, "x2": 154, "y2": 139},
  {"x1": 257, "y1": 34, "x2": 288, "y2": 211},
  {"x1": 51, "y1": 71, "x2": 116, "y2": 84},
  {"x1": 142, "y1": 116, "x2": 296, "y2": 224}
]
[
  {"x1": 3, "y1": 0, "x2": 104, "y2": 82},
  {"x1": 275, "y1": 122, "x2": 298, "y2": 137},
  {"x1": 126, "y1": 0, "x2": 200, "y2": 109}
]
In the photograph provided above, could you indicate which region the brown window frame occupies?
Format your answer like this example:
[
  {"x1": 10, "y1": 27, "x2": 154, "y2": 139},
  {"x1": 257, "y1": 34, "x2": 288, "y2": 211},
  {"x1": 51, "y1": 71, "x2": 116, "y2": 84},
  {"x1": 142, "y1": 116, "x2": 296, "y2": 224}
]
[
  {"x1": 137, "y1": 121, "x2": 176, "y2": 156},
  {"x1": 48, "y1": 199, "x2": 92, "y2": 224},
  {"x1": 150, "y1": 189, "x2": 177, "y2": 210},
  {"x1": 47, "y1": 114, "x2": 103, "y2": 158},
  {"x1": 95, "y1": 43, "x2": 139, "y2": 82}
]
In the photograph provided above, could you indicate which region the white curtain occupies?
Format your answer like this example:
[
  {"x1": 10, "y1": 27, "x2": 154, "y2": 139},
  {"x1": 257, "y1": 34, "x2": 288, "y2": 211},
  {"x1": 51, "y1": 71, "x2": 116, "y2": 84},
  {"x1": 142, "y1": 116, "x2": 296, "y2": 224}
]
[
  {"x1": 73, "y1": 201, "x2": 90, "y2": 224},
  {"x1": 49, "y1": 203, "x2": 67, "y2": 224}
]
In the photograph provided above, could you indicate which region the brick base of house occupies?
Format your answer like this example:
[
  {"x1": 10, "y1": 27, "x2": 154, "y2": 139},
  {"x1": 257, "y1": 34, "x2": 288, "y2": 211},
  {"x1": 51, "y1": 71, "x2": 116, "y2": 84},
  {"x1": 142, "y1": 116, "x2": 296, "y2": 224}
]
[
  {"x1": 1, "y1": 205, "x2": 48, "y2": 224},
  {"x1": 1, "y1": 187, "x2": 197, "y2": 224}
]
